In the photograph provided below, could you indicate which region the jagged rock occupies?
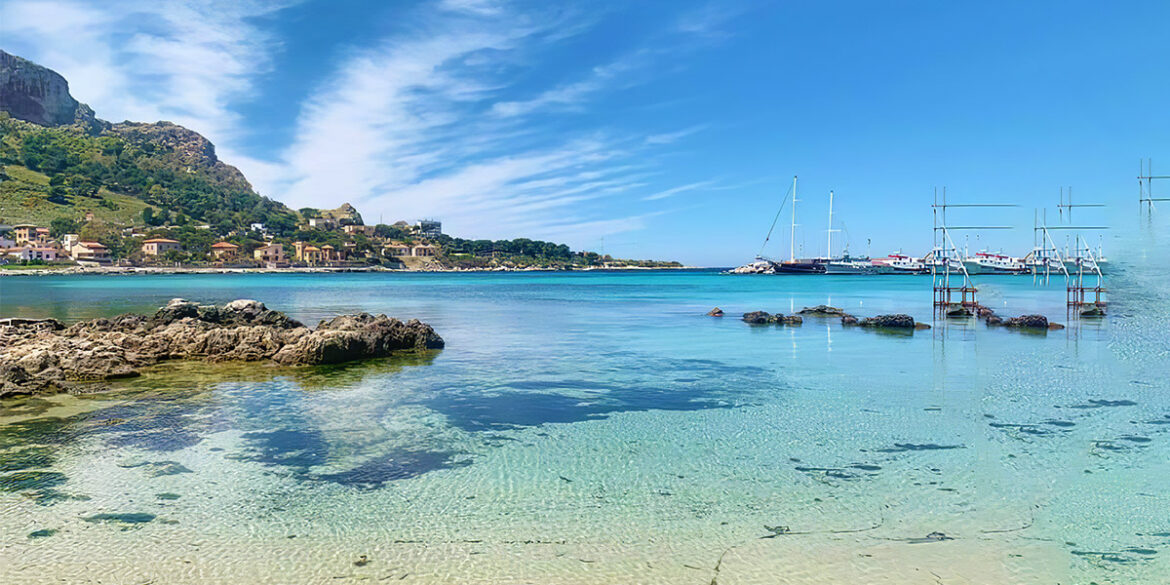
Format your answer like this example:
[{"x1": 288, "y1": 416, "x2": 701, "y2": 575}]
[
  {"x1": 0, "y1": 300, "x2": 442, "y2": 398},
  {"x1": 858, "y1": 314, "x2": 917, "y2": 329},
  {"x1": 706, "y1": 307, "x2": 724, "y2": 317},
  {"x1": 742, "y1": 311, "x2": 772, "y2": 324},
  {"x1": 986, "y1": 315, "x2": 1003, "y2": 326},
  {"x1": 780, "y1": 315, "x2": 803, "y2": 325},
  {"x1": 1048, "y1": 322, "x2": 1065, "y2": 330},
  {"x1": 272, "y1": 315, "x2": 442, "y2": 365},
  {"x1": 1004, "y1": 315, "x2": 1048, "y2": 329},
  {"x1": 797, "y1": 305, "x2": 847, "y2": 316},
  {"x1": 841, "y1": 315, "x2": 859, "y2": 326},
  {"x1": 946, "y1": 306, "x2": 973, "y2": 317},
  {"x1": 729, "y1": 261, "x2": 776, "y2": 275},
  {"x1": 914, "y1": 322, "x2": 932, "y2": 330},
  {"x1": 0, "y1": 49, "x2": 95, "y2": 127}
]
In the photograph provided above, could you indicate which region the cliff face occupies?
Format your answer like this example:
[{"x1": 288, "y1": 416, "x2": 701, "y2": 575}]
[
  {"x1": 109, "y1": 121, "x2": 255, "y2": 194},
  {"x1": 0, "y1": 49, "x2": 95, "y2": 127}
]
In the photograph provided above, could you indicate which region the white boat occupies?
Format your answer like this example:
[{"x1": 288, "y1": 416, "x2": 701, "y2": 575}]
[
  {"x1": 871, "y1": 252, "x2": 927, "y2": 274},
  {"x1": 1064, "y1": 257, "x2": 1108, "y2": 275},
  {"x1": 963, "y1": 251, "x2": 1027, "y2": 274}
]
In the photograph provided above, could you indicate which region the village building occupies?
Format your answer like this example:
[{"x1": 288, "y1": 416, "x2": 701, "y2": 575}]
[
  {"x1": 383, "y1": 242, "x2": 411, "y2": 257},
  {"x1": 319, "y1": 244, "x2": 338, "y2": 262},
  {"x1": 61, "y1": 234, "x2": 80, "y2": 250},
  {"x1": 302, "y1": 245, "x2": 322, "y2": 264},
  {"x1": 142, "y1": 238, "x2": 182, "y2": 256},
  {"x1": 342, "y1": 224, "x2": 376, "y2": 236},
  {"x1": 253, "y1": 244, "x2": 286, "y2": 264},
  {"x1": 71, "y1": 241, "x2": 111, "y2": 263},
  {"x1": 210, "y1": 241, "x2": 239, "y2": 260},
  {"x1": 12, "y1": 224, "x2": 37, "y2": 245},
  {"x1": 84, "y1": 211, "x2": 96, "y2": 222},
  {"x1": 411, "y1": 243, "x2": 437, "y2": 257},
  {"x1": 0, "y1": 234, "x2": 15, "y2": 248},
  {"x1": 307, "y1": 217, "x2": 336, "y2": 230},
  {"x1": 6, "y1": 246, "x2": 59, "y2": 262},
  {"x1": 34, "y1": 227, "x2": 52, "y2": 244},
  {"x1": 292, "y1": 241, "x2": 325, "y2": 264}
]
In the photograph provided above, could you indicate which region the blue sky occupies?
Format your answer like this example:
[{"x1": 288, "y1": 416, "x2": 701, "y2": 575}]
[{"x1": 2, "y1": 0, "x2": 1167, "y2": 265}]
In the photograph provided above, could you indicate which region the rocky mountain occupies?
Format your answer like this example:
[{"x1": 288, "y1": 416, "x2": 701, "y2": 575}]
[
  {"x1": 0, "y1": 50, "x2": 296, "y2": 232},
  {"x1": 0, "y1": 50, "x2": 95, "y2": 127}
]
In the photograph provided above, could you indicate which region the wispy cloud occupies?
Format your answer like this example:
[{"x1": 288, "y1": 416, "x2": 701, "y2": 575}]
[
  {"x1": 0, "y1": 0, "x2": 294, "y2": 179},
  {"x1": 644, "y1": 124, "x2": 709, "y2": 145},
  {"x1": 643, "y1": 180, "x2": 718, "y2": 201},
  {"x1": 271, "y1": 3, "x2": 696, "y2": 246}
]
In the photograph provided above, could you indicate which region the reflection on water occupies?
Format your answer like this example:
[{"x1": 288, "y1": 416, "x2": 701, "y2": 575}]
[{"x1": 2, "y1": 260, "x2": 1169, "y2": 583}]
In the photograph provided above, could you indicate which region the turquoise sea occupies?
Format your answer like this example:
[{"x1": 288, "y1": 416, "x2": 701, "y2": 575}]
[{"x1": 2, "y1": 253, "x2": 1169, "y2": 583}]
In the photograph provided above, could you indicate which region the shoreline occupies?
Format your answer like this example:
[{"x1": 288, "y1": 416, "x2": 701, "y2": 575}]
[{"x1": 0, "y1": 264, "x2": 703, "y2": 277}]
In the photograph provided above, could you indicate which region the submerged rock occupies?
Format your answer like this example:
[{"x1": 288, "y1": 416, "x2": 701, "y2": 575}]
[
  {"x1": 797, "y1": 305, "x2": 848, "y2": 317},
  {"x1": 858, "y1": 314, "x2": 918, "y2": 329},
  {"x1": 1003, "y1": 315, "x2": 1048, "y2": 329},
  {"x1": 0, "y1": 300, "x2": 443, "y2": 397},
  {"x1": 742, "y1": 311, "x2": 772, "y2": 324}
]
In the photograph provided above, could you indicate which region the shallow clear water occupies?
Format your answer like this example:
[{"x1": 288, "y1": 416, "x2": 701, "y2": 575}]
[{"x1": 1, "y1": 262, "x2": 1168, "y2": 583}]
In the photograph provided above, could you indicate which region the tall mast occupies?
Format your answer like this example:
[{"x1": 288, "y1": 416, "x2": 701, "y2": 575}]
[
  {"x1": 790, "y1": 175, "x2": 798, "y2": 262},
  {"x1": 826, "y1": 190, "x2": 835, "y2": 259}
]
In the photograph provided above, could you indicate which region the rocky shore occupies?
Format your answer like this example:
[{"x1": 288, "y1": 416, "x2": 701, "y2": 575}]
[{"x1": 0, "y1": 299, "x2": 444, "y2": 398}]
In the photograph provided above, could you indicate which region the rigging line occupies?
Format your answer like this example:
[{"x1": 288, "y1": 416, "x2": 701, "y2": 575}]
[{"x1": 758, "y1": 180, "x2": 795, "y2": 258}]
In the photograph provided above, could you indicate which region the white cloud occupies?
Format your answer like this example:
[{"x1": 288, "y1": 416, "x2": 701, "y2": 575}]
[
  {"x1": 0, "y1": 0, "x2": 294, "y2": 181},
  {"x1": 270, "y1": 5, "x2": 676, "y2": 247}
]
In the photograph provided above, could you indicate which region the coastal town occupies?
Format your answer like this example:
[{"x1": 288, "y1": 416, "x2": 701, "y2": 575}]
[{"x1": 0, "y1": 204, "x2": 682, "y2": 273}]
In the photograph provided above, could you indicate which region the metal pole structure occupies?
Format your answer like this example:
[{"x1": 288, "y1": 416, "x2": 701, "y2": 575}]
[{"x1": 1139, "y1": 158, "x2": 1170, "y2": 214}]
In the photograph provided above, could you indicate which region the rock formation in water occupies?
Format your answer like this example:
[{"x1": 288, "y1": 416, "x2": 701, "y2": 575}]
[
  {"x1": 741, "y1": 311, "x2": 802, "y2": 325},
  {"x1": 0, "y1": 299, "x2": 444, "y2": 397}
]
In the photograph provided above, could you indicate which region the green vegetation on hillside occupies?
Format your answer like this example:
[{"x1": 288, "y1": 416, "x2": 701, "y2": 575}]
[{"x1": 0, "y1": 113, "x2": 298, "y2": 233}]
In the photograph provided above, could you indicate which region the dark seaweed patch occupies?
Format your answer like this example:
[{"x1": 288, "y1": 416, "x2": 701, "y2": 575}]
[
  {"x1": 1118, "y1": 435, "x2": 1152, "y2": 444},
  {"x1": 117, "y1": 460, "x2": 193, "y2": 477},
  {"x1": 0, "y1": 447, "x2": 55, "y2": 472},
  {"x1": 82, "y1": 512, "x2": 156, "y2": 529},
  {"x1": 237, "y1": 429, "x2": 464, "y2": 487},
  {"x1": 794, "y1": 466, "x2": 858, "y2": 481},
  {"x1": 0, "y1": 471, "x2": 67, "y2": 492},
  {"x1": 989, "y1": 422, "x2": 1054, "y2": 436},
  {"x1": 1043, "y1": 420, "x2": 1076, "y2": 428},
  {"x1": 315, "y1": 451, "x2": 470, "y2": 488},
  {"x1": 877, "y1": 443, "x2": 964, "y2": 453},
  {"x1": 0, "y1": 397, "x2": 56, "y2": 417},
  {"x1": 426, "y1": 386, "x2": 738, "y2": 431},
  {"x1": 1069, "y1": 399, "x2": 1138, "y2": 409},
  {"x1": 156, "y1": 492, "x2": 181, "y2": 500},
  {"x1": 239, "y1": 429, "x2": 329, "y2": 468},
  {"x1": 27, "y1": 528, "x2": 58, "y2": 538}
]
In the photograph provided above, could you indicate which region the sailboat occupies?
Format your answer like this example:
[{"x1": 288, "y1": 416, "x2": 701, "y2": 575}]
[
  {"x1": 775, "y1": 176, "x2": 826, "y2": 273},
  {"x1": 821, "y1": 190, "x2": 877, "y2": 274}
]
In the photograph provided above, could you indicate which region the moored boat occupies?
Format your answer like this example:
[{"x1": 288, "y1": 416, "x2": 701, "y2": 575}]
[{"x1": 871, "y1": 252, "x2": 927, "y2": 274}]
